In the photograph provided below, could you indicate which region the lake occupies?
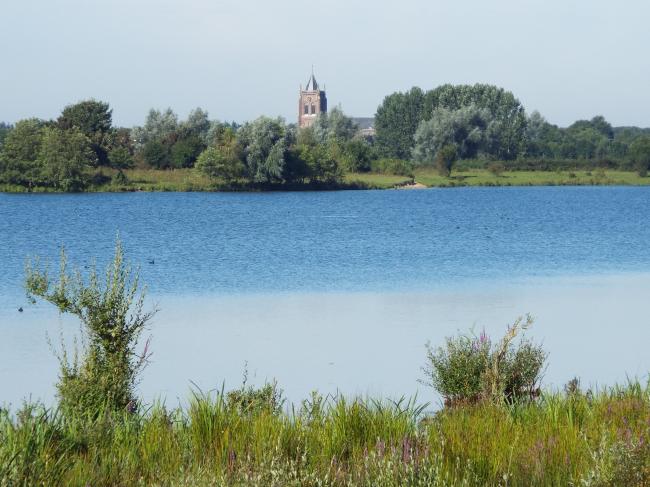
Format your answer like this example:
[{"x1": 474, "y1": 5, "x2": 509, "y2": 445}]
[{"x1": 1, "y1": 186, "x2": 649, "y2": 407}]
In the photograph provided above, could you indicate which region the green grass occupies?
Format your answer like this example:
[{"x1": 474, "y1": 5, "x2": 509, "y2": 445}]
[
  {"x1": 345, "y1": 172, "x2": 413, "y2": 189},
  {"x1": 414, "y1": 168, "x2": 650, "y2": 188},
  {"x1": 2, "y1": 168, "x2": 649, "y2": 193},
  {"x1": 2, "y1": 383, "x2": 650, "y2": 486}
]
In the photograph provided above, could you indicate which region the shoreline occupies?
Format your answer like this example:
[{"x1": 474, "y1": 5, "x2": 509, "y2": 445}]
[{"x1": 2, "y1": 169, "x2": 649, "y2": 193}]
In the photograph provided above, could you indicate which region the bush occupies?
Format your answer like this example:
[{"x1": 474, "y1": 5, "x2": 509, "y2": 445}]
[
  {"x1": 422, "y1": 316, "x2": 546, "y2": 407},
  {"x1": 634, "y1": 160, "x2": 648, "y2": 177},
  {"x1": 226, "y1": 381, "x2": 284, "y2": 416},
  {"x1": 25, "y1": 241, "x2": 155, "y2": 418},
  {"x1": 435, "y1": 144, "x2": 458, "y2": 177},
  {"x1": 112, "y1": 170, "x2": 128, "y2": 186},
  {"x1": 225, "y1": 367, "x2": 284, "y2": 416}
]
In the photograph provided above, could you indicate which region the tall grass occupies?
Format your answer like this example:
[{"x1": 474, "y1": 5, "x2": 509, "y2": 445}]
[{"x1": 2, "y1": 382, "x2": 650, "y2": 486}]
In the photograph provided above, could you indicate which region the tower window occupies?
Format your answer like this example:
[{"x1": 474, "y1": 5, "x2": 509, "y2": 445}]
[
  {"x1": 304, "y1": 104, "x2": 309, "y2": 115},
  {"x1": 311, "y1": 104, "x2": 316, "y2": 114}
]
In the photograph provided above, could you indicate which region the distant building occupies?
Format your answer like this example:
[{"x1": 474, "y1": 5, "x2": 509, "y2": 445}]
[
  {"x1": 352, "y1": 117, "x2": 376, "y2": 139},
  {"x1": 298, "y1": 71, "x2": 327, "y2": 128}
]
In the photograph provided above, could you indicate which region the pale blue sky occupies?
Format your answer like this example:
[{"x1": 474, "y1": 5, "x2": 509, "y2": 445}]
[{"x1": 1, "y1": 0, "x2": 649, "y2": 127}]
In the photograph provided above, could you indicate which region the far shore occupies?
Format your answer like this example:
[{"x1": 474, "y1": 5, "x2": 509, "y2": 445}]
[{"x1": 1, "y1": 168, "x2": 649, "y2": 193}]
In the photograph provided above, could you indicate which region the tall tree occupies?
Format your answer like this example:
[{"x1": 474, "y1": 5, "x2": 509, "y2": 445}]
[
  {"x1": 0, "y1": 122, "x2": 12, "y2": 149},
  {"x1": 58, "y1": 99, "x2": 113, "y2": 165},
  {"x1": 180, "y1": 108, "x2": 211, "y2": 142},
  {"x1": 374, "y1": 87, "x2": 424, "y2": 159},
  {"x1": 237, "y1": 117, "x2": 288, "y2": 184},
  {"x1": 38, "y1": 127, "x2": 97, "y2": 191},
  {"x1": 423, "y1": 84, "x2": 527, "y2": 160},
  {"x1": 629, "y1": 135, "x2": 650, "y2": 176},
  {"x1": 312, "y1": 106, "x2": 358, "y2": 145},
  {"x1": 0, "y1": 118, "x2": 46, "y2": 186},
  {"x1": 412, "y1": 105, "x2": 490, "y2": 164},
  {"x1": 195, "y1": 129, "x2": 245, "y2": 183},
  {"x1": 132, "y1": 108, "x2": 179, "y2": 150},
  {"x1": 57, "y1": 99, "x2": 112, "y2": 135}
]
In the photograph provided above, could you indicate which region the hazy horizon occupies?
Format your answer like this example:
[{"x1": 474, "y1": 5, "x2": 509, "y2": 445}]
[{"x1": 2, "y1": 0, "x2": 649, "y2": 128}]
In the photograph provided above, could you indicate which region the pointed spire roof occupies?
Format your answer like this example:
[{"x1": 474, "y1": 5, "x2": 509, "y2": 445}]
[{"x1": 306, "y1": 66, "x2": 319, "y2": 91}]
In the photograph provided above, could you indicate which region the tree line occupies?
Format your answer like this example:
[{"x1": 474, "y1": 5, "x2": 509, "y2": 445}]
[
  {"x1": 374, "y1": 84, "x2": 650, "y2": 176},
  {"x1": 0, "y1": 101, "x2": 376, "y2": 191},
  {"x1": 2, "y1": 85, "x2": 650, "y2": 191}
]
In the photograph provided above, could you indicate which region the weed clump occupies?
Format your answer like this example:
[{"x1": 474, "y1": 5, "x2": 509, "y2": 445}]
[{"x1": 422, "y1": 315, "x2": 547, "y2": 407}]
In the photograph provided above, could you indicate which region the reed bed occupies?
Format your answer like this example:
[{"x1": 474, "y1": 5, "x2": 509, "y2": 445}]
[{"x1": 2, "y1": 382, "x2": 649, "y2": 486}]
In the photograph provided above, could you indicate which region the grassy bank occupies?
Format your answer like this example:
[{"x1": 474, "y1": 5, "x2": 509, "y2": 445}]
[
  {"x1": 1, "y1": 383, "x2": 649, "y2": 486},
  {"x1": 414, "y1": 168, "x2": 650, "y2": 188},
  {"x1": 2, "y1": 168, "x2": 649, "y2": 193}
]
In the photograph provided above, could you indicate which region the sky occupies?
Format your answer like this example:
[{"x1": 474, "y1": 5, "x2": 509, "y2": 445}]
[{"x1": 1, "y1": 0, "x2": 649, "y2": 128}]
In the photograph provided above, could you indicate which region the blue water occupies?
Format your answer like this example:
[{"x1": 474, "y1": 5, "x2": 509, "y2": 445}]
[
  {"x1": 2, "y1": 186, "x2": 650, "y2": 406},
  {"x1": 1, "y1": 186, "x2": 649, "y2": 305}
]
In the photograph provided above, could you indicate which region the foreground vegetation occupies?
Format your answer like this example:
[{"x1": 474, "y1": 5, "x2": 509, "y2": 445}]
[
  {"x1": 3, "y1": 382, "x2": 650, "y2": 486},
  {"x1": 3, "y1": 244, "x2": 650, "y2": 485}
]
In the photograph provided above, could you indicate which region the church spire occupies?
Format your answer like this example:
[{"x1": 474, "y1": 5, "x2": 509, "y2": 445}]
[{"x1": 306, "y1": 65, "x2": 319, "y2": 91}]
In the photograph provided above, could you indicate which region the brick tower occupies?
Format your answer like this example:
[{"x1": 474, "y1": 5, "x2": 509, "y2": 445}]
[{"x1": 298, "y1": 69, "x2": 327, "y2": 128}]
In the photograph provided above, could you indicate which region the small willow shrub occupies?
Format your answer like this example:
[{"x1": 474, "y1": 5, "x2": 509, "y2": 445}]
[
  {"x1": 25, "y1": 241, "x2": 155, "y2": 418},
  {"x1": 423, "y1": 316, "x2": 547, "y2": 406}
]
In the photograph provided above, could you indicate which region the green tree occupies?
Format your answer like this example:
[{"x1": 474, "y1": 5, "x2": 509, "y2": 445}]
[
  {"x1": 0, "y1": 122, "x2": 12, "y2": 149},
  {"x1": 170, "y1": 135, "x2": 204, "y2": 168},
  {"x1": 142, "y1": 140, "x2": 171, "y2": 169},
  {"x1": 312, "y1": 106, "x2": 358, "y2": 144},
  {"x1": 568, "y1": 115, "x2": 614, "y2": 139},
  {"x1": 340, "y1": 139, "x2": 374, "y2": 172},
  {"x1": 297, "y1": 142, "x2": 341, "y2": 184},
  {"x1": 196, "y1": 129, "x2": 245, "y2": 182},
  {"x1": 435, "y1": 144, "x2": 458, "y2": 177},
  {"x1": 412, "y1": 105, "x2": 489, "y2": 164},
  {"x1": 376, "y1": 84, "x2": 526, "y2": 160},
  {"x1": 132, "y1": 108, "x2": 179, "y2": 150},
  {"x1": 423, "y1": 84, "x2": 527, "y2": 160},
  {"x1": 180, "y1": 107, "x2": 211, "y2": 143},
  {"x1": 374, "y1": 87, "x2": 425, "y2": 159},
  {"x1": 25, "y1": 241, "x2": 155, "y2": 417},
  {"x1": 57, "y1": 99, "x2": 112, "y2": 135},
  {"x1": 525, "y1": 111, "x2": 564, "y2": 158},
  {"x1": 108, "y1": 146, "x2": 134, "y2": 170},
  {"x1": 38, "y1": 127, "x2": 97, "y2": 191},
  {"x1": 629, "y1": 135, "x2": 650, "y2": 177},
  {"x1": 58, "y1": 99, "x2": 113, "y2": 165},
  {"x1": 0, "y1": 118, "x2": 46, "y2": 186},
  {"x1": 237, "y1": 116, "x2": 288, "y2": 184}
]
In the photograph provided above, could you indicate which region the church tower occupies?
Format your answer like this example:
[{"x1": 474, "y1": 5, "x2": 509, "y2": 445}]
[{"x1": 298, "y1": 70, "x2": 327, "y2": 128}]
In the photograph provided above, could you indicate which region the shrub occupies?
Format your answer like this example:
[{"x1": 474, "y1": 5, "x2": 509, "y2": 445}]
[
  {"x1": 25, "y1": 240, "x2": 155, "y2": 418},
  {"x1": 435, "y1": 144, "x2": 458, "y2": 177},
  {"x1": 422, "y1": 316, "x2": 546, "y2": 407},
  {"x1": 112, "y1": 169, "x2": 128, "y2": 186},
  {"x1": 226, "y1": 382, "x2": 284, "y2": 416},
  {"x1": 634, "y1": 160, "x2": 648, "y2": 177},
  {"x1": 225, "y1": 367, "x2": 284, "y2": 416}
]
